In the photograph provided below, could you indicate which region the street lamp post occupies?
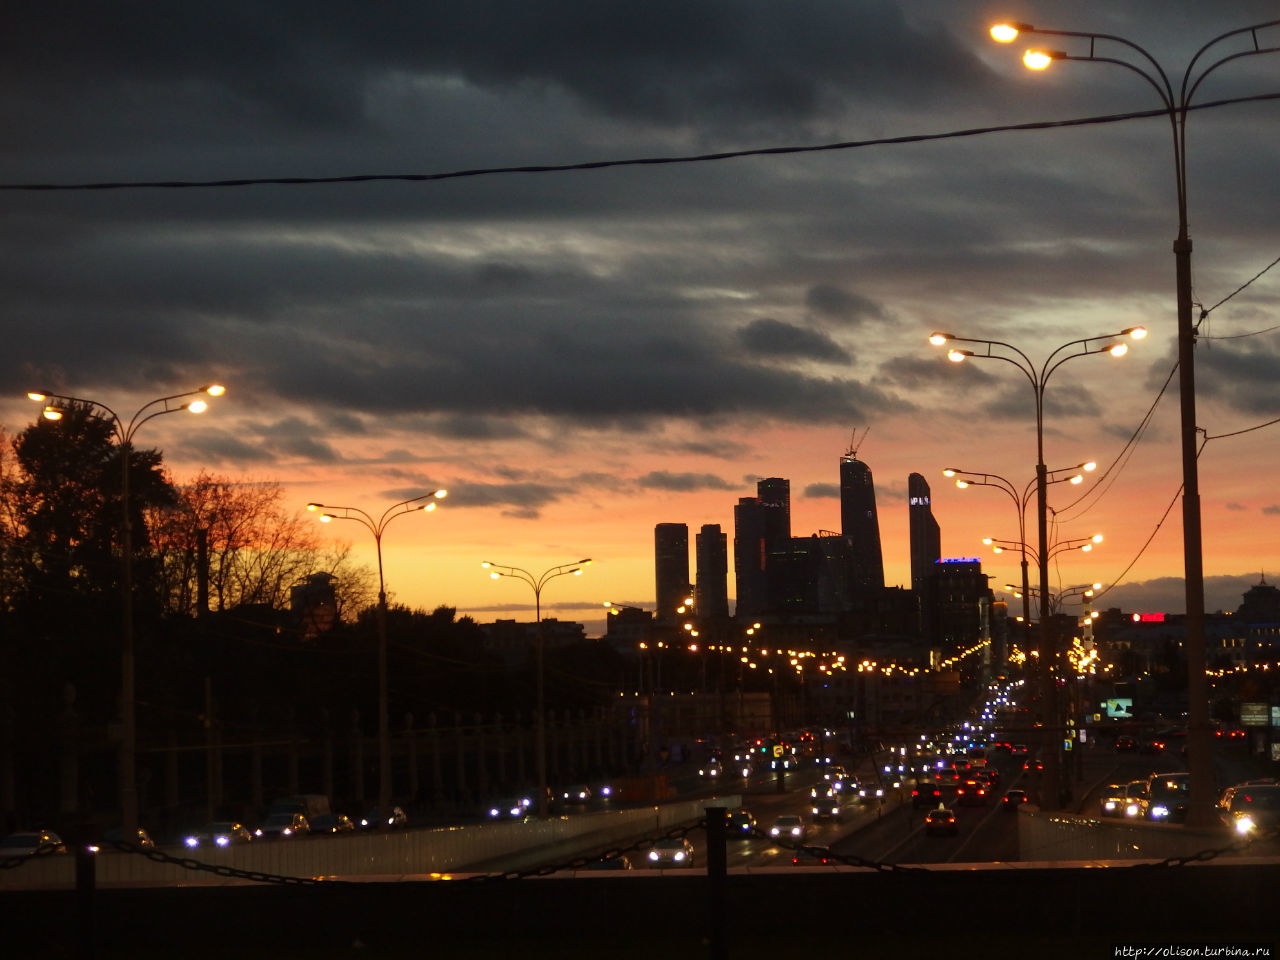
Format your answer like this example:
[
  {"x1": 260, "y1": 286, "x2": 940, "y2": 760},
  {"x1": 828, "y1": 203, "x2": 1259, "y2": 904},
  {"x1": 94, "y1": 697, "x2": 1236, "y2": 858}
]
[
  {"x1": 29, "y1": 385, "x2": 226, "y2": 831},
  {"x1": 482, "y1": 559, "x2": 591, "y2": 818},
  {"x1": 944, "y1": 462, "x2": 1096, "y2": 652},
  {"x1": 990, "y1": 13, "x2": 1280, "y2": 828},
  {"x1": 930, "y1": 327, "x2": 1143, "y2": 808},
  {"x1": 307, "y1": 490, "x2": 447, "y2": 826}
]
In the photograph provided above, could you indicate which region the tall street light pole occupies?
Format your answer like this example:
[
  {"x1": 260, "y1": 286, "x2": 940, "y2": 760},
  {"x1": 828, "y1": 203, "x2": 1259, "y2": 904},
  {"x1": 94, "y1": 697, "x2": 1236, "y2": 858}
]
[
  {"x1": 930, "y1": 328, "x2": 1144, "y2": 808},
  {"x1": 308, "y1": 489, "x2": 447, "y2": 826},
  {"x1": 482, "y1": 558, "x2": 591, "y2": 818},
  {"x1": 943, "y1": 462, "x2": 1096, "y2": 655},
  {"x1": 29, "y1": 385, "x2": 226, "y2": 831},
  {"x1": 990, "y1": 15, "x2": 1280, "y2": 829}
]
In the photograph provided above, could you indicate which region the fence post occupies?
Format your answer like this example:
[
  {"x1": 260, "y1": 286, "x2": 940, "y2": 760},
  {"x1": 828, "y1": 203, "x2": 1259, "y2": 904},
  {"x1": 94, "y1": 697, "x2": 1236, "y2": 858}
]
[
  {"x1": 705, "y1": 805, "x2": 727, "y2": 960},
  {"x1": 74, "y1": 832, "x2": 96, "y2": 960}
]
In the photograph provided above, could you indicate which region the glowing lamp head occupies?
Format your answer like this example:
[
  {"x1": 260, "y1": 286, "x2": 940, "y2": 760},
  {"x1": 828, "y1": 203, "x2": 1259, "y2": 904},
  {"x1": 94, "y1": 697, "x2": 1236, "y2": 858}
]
[
  {"x1": 990, "y1": 22, "x2": 1030, "y2": 43},
  {"x1": 187, "y1": 399, "x2": 208, "y2": 413},
  {"x1": 928, "y1": 332, "x2": 952, "y2": 346},
  {"x1": 947, "y1": 349, "x2": 970, "y2": 363},
  {"x1": 42, "y1": 406, "x2": 64, "y2": 421},
  {"x1": 1124, "y1": 327, "x2": 1147, "y2": 340},
  {"x1": 27, "y1": 392, "x2": 47, "y2": 402},
  {"x1": 942, "y1": 468, "x2": 957, "y2": 477},
  {"x1": 1023, "y1": 50, "x2": 1056, "y2": 70},
  {"x1": 1108, "y1": 342, "x2": 1129, "y2": 357},
  {"x1": 204, "y1": 384, "x2": 226, "y2": 397}
]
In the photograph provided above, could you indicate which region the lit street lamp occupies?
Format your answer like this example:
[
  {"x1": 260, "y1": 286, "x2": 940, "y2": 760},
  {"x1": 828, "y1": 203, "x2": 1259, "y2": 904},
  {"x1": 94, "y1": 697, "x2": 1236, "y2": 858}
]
[
  {"x1": 307, "y1": 489, "x2": 447, "y2": 826},
  {"x1": 29, "y1": 384, "x2": 225, "y2": 831},
  {"x1": 944, "y1": 462, "x2": 1095, "y2": 645},
  {"x1": 482, "y1": 558, "x2": 591, "y2": 818},
  {"x1": 989, "y1": 11, "x2": 1280, "y2": 830},
  {"x1": 930, "y1": 327, "x2": 1143, "y2": 808}
]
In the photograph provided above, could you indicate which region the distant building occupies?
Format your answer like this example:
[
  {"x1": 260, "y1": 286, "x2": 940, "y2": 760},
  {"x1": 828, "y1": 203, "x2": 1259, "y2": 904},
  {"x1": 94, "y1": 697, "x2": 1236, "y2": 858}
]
[
  {"x1": 733, "y1": 479, "x2": 791, "y2": 619},
  {"x1": 840, "y1": 454, "x2": 884, "y2": 601},
  {"x1": 695, "y1": 523, "x2": 730, "y2": 620},
  {"x1": 481, "y1": 618, "x2": 587, "y2": 663},
  {"x1": 908, "y1": 472, "x2": 941, "y2": 642},
  {"x1": 654, "y1": 522, "x2": 691, "y2": 622},
  {"x1": 933, "y1": 557, "x2": 991, "y2": 652}
]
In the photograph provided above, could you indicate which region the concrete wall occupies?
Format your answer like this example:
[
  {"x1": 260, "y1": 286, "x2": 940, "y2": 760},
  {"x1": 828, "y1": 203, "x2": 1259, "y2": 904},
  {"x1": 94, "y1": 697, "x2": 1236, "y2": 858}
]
[{"x1": 0, "y1": 794, "x2": 740, "y2": 889}]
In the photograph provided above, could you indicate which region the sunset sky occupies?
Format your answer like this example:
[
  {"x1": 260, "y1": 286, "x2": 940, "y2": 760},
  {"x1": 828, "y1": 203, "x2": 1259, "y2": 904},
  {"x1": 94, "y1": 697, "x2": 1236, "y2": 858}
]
[{"x1": 3, "y1": 2, "x2": 1278, "y2": 637}]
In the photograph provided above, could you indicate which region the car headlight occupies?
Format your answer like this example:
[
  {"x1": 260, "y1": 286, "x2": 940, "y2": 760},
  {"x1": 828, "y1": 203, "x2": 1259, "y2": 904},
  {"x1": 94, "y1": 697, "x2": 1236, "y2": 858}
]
[
  {"x1": 673, "y1": 851, "x2": 686, "y2": 862},
  {"x1": 1151, "y1": 805, "x2": 1169, "y2": 819},
  {"x1": 648, "y1": 850, "x2": 660, "y2": 861},
  {"x1": 215, "y1": 836, "x2": 230, "y2": 848},
  {"x1": 1236, "y1": 815, "x2": 1256, "y2": 835},
  {"x1": 1125, "y1": 803, "x2": 1139, "y2": 817},
  {"x1": 790, "y1": 826, "x2": 802, "y2": 836},
  {"x1": 282, "y1": 827, "x2": 293, "y2": 836},
  {"x1": 184, "y1": 836, "x2": 200, "y2": 849},
  {"x1": 1104, "y1": 800, "x2": 1117, "y2": 812},
  {"x1": 488, "y1": 808, "x2": 500, "y2": 818}
]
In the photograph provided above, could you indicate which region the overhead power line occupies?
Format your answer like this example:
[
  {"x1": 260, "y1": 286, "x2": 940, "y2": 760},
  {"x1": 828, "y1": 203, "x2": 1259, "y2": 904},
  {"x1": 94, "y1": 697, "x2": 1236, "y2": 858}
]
[{"x1": 2, "y1": 93, "x2": 1277, "y2": 192}]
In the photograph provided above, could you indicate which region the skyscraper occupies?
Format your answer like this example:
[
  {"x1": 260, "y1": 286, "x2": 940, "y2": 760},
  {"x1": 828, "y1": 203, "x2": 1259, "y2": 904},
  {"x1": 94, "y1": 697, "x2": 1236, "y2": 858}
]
[
  {"x1": 733, "y1": 478, "x2": 791, "y2": 618},
  {"x1": 653, "y1": 522, "x2": 690, "y2": 622},
  {"x1": 840, "y1": 453, "x2": 884, "y2": 599},
  {"x1": 909, "y1": 472, "x2": 942, "y2": 643},
  {"x1": 695, "y1": 523, "x2": 730, "y2": 619}
]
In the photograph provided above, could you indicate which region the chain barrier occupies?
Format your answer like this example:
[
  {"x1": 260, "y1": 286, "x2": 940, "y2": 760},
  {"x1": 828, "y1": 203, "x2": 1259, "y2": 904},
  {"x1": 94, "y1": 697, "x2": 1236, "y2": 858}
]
[
  {"x1": 101, "y1": 839, "x2": 355, "y2": 885},
  {"x1": 459, "y1": 820, "x2": 701, "y2": 881},
  {"x1": 8, "y1": 812, "x2": 1275, "y2": 885},
  {"x1": 1, "y1": 842, "x2": 65, "y2": 871}
]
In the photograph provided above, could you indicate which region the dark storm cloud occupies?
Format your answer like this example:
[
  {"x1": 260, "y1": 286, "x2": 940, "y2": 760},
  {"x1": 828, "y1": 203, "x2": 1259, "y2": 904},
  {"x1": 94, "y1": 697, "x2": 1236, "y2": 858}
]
[
  {"x1": 805, "y1": 284, "x2": 885, "y2": 325},
  {"x1": 637, "y1": 471, "x2": 739, "y2": 493},
  {"x1": 2, "y1": 2, "x2": 994, "y2": 150},
  {"x1": 737, "y1": 318, "x2": 852, "y2": 363},
  {"x1": 443, "y1": 481, "x2": 565, "y2": 516},
  {"x1": 1195, "y1": 340, "x2": 1280, "y2": 416}
]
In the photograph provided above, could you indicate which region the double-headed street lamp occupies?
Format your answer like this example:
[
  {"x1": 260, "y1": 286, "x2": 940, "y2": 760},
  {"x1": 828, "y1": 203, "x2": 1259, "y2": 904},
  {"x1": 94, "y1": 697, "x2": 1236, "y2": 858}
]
[
  {"x1": 307, "y1": 490, "x2": 447, "y2": 826},
  {"x1": 989, "y1": 13, "x2": 1280, "y2": 829},
  {"x1": 930, "y1": 327, "x2": 1143, "y2": 808},
  {"x1": 482, "y1": 558, "x2": 591, "y2": 818},
  {"x1": 29, "y1": 384, "x2": 226, "y2": 831}
]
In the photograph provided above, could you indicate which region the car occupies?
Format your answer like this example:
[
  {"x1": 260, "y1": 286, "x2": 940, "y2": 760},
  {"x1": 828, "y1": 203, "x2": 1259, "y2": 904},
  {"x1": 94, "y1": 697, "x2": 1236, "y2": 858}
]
[
  {"x1": 1002, "y1": 789, "x2": 1029, "y2": 811},
  {"x1": 0, "y1": 830, "x2": 67, "y2": 858},
  {"x1": 486, "y1": 796, "x2": 532, "y2": 820},
  {"x1": 255, "y1": 812, "x2": 310, "y2": 839},
  {"x1": 699, "y1": 762, "x2": 725, "y2": 779},
  {"x1": 924, "y1": 806, "x2": 958, "y2": 836},
  {"x1": 1099, "y1": 783, "x2": 1130, "y2": 818},
  {"x1": 726, "y1": 808, "x2": 756, "y2": 838},
  {"x1": 912, "y1": 782, "x2": 944, "y2": 808},
  {"x1": 645, "y1": 837, "x2": 695, "y2": 867},
  {"x1": 559, "y1": 784, "x2": 593, "y2": 805},
  {"x1": 1143, "y1": 773, "x2": 1190, "y2": 822},
  {"x1": 1022, "y1": 757, "x2": 1044, "y2": 773},
  {"x1": 1218, "y1": 783, "x2": 1280, "y2": 837},
  {"x1": 184, "y1": 821, "x2": 253, "y2": 849},
  {"x1": 956, "y1": 778, "x2": 989, "y2": 805},
  {"x1": 310, "y1": 813, "x2": 356, "y2": 834},
  {"x1": 767, "y1": 815, "x2": 806, "y2": 841},
  {"x1": 1115, "y1": 735, "x2": 1138, "y2": 752},
  {"x1": 791, "y1": 844, "x2": 833, "y2": 865},
  {"x1": 359, "y1": 805, "x2": 408, "y2": 829},
  {"x1": 1120, "y1": 781, "x2": 1149, "y2": 819},
  {"x1": 810, "y1": 787, "x2": 852, "y2": 821},
  {"x1": 1010, "y1": 744, "x2": 1029, "y2": 756}
]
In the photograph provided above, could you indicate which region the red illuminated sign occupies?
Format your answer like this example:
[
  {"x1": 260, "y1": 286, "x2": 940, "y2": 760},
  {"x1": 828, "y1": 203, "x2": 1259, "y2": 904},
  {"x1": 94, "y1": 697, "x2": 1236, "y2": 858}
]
[{"x1": 1130, "y1": 612, "x2": 1166, "y2": 623}]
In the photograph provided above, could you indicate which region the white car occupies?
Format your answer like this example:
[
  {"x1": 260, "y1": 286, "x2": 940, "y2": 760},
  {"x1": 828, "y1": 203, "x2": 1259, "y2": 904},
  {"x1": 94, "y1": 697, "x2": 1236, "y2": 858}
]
[{"x1": 768, "y1": 815, "x2": 806, "y2": 841}]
